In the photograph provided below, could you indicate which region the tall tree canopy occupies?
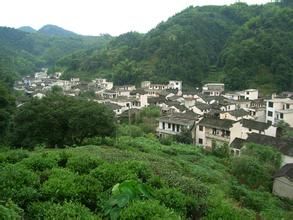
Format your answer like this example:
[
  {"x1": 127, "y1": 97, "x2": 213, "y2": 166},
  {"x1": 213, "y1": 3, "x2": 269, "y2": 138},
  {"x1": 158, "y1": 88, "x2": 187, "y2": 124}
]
[{"x1": 12, "y1": 95, "x2": 116, "y2": 148}]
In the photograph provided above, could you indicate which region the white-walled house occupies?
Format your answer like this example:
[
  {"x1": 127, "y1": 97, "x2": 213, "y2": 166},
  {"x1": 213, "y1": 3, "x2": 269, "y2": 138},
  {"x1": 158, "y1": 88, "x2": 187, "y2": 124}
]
[
  {"x1": 220, "y1": 109, "x2": 253, "y2": 121},
  {"x1": 196, "y1": 117, "x2": 234, "y2": 148},
  {"x1": 190, "y1": 102, "x2": 211, "y2": 115},
  {"x1": 273, "y1": 164, "x2": 293, "y2": 199},
  {"x1": 168, "y1": 80, "x2": 182, "y2": 91},
  {"x1": 202, "y1": 83, "x2": 224, "y2": 96},
  {"x1": 156, "y1": 112, "x2": 198, "y2": 139},
  {"x1": 230, "y1": 119, "x2": 277, "y2": 141},
  {"x1": 266, "y1": 97, "x2": 293, "y2": 127},
  {"x1": 223, "y1": 89, "x2": 258, "y2": 101}
]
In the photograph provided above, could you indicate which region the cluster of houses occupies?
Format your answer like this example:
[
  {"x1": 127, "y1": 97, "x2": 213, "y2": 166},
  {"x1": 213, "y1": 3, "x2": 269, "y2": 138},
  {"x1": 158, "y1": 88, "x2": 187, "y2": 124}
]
[{"x1": 14, "y1": 71, "x2": 293, "y2": 199}]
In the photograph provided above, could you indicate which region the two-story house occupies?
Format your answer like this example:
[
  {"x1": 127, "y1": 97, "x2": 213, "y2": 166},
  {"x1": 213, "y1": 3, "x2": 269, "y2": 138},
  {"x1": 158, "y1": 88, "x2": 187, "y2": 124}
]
[
  {"x1": 196, "y1": 117, "x2": 234, "y2": 149},
  {"x1": 156, "y1": 112, "x2": 198, "y2": 139},
  {"x1": 266, "y1": 97, "x2": 293, "y2": 127},
  {"x1": 202, "y1": 83, "x2": 225, "y2": 96}
]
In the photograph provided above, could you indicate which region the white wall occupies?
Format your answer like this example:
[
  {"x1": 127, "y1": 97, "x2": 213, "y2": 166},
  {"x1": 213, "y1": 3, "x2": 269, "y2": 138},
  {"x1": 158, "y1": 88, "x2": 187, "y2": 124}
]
[{"x1": 273, "y1": 177, "x2": 293, "y2": 199}]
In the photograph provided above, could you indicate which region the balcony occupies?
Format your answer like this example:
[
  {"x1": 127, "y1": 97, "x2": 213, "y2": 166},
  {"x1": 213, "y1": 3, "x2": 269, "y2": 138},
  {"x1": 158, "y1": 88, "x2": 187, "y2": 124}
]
[
  {"x1": 156, "y1": 128, "x2": 180, "y2": 136},
  {"x1": 205, "y1": 132, "x2": 230, "y2": 142}
]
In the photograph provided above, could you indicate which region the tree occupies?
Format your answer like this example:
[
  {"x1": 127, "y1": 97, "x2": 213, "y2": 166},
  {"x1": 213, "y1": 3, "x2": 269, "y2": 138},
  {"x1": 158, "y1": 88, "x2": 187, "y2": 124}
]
[
  {"x1": 175, "y1": 128, "x2": 193, "y2": 144},
  {"x1": 12, "y1": 94, "x2": 116, "y2": 148},
  {"x1": 0, "y1": 82, "x2": 15, "y2": 144}
]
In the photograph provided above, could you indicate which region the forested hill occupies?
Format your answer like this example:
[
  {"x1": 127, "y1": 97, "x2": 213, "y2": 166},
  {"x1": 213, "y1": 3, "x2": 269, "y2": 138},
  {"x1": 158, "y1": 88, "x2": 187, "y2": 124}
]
[
  {"x1": 56, "y1": 3, "x2": 293, "y2": 93},
  {"x1": 0, "y1": 3, "x2": 292, "y2": 93},
  {"x1": 37, "y1": 24, "x2": 78, "y2": 38},
  {"x1": 0, "y1": 27, "x2": 112, "y2": 87}
]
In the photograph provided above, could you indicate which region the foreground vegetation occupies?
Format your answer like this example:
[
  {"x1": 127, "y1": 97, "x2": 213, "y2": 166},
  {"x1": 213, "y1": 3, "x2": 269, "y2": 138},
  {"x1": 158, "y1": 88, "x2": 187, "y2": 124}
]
[{"x1": 0, "y1": 135, "x2": 292, "y2": 219}]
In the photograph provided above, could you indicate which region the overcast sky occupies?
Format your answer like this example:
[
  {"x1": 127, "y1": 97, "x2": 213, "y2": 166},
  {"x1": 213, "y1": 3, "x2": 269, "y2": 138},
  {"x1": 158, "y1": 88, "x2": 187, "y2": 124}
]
[{"x1": 0, "y1": 0, "x2": 271, "y2": 36}]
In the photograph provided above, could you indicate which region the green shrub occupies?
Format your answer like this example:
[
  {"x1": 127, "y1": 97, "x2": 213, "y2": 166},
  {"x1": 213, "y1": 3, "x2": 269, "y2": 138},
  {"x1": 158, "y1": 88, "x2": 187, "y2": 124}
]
[
  {"x1": 75, "y1": 175, "x2": 103, "y2": 210},
  {"x1": 120, "y1": 200, "x2": 179, "y2": 220},
  {"x1": 90, "y1": 162, "x2": 138, "y2": 189},
  {"x1": 41, "y1": 168, "x2": 79, "y2": 201},
  {"x1": 41, "y1": 168, "x2": 104, "y2": 210},
  {"x1": 103, "y1": 137, "x2": 115, "y2": 146},
  {"x1": 155, "y1": 187, "x2": 187, "y2": 217},
  {"x1": 57, "y1": 151, "x2": 72, "y2": 167},
  {"x1": 164, "y1": 175, "x2": 209, "y2": 218},
  {"x1": 5, "y1": 149, "x2": 29, "y2": 164},
  {"x1": 82, "y1": 136, "x2": 103, "y2": 145},
  {"x1": 0, "y1": 201, "x2": 23, "y2": 220},
  {"x1": 117, "y1": 124, "x2": 144, "y2": 138},
  {"x1": 104, "y1": 180, "x2": 153, "y2": 219},
  {"x1": 231, "y1": 156, "x2": 271, "y2": 189},
  {"x1": 160, "y1": 136, "x2": 173, "y2": 145},
  {"x1": 67, "y1": 155, "x2": 102, "y2": 174},
  {"x1": 203, "y1": 199, "x2": 255, "y2": 220},
  {"x1": 230, "y1": 183, "x2": 282, "y2": 213},
  {"x1": 21, "y1": 153, "x2": 58, "y2": 171},
  {"x1": 0, "y1": 164, "x2": 40, "y2": 207},
  {"x1": 28, "y1": 201, "x2": 99, "y2": 220}
]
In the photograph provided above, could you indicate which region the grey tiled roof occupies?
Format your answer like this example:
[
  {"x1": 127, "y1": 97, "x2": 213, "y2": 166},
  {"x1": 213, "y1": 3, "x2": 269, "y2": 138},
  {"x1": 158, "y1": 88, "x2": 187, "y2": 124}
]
[
  {"x1": 226, "y1": 109, "x2": 249, "y2": 117},
  {"x1": 241, "y1": 119, "x2": 270, "y2": 131},
  {"x1": 273, "y1": 164, "x2": 293, "y2": 180},
  {"x1": 246, "y1": 133, "x2": 293, "y2": 156},
  {"x1": 199, "y1": 117, "x2": 234, "y2": 129},
  {"x1": 230, "y1": 138, "x2": 246, "y2": 149}
]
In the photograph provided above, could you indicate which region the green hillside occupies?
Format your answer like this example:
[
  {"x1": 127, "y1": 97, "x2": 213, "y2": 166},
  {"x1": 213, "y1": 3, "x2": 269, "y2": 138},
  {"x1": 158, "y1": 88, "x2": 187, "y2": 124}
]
[
  {"x1": 37, "y1": 24, "x2": 78, "y2": 38},
  {"x1": 1, "y1": 3, "x2": 292, "y2": 93},
  {"x1": 0, "y1": 138, "x2": 292, "y2": 219},
  {"x1": 0, "y1": 26, "x2": 112, "y2": 87},
  {"x1": 220, "y1": 7, "x2": 293, "y2": 93},
  {"x1": 56, "y1": 3, "x2": 292, "y2": 93}
]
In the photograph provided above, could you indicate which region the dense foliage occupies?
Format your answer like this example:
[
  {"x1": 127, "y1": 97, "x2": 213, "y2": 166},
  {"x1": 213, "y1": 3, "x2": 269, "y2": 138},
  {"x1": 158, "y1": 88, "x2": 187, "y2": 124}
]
[
  {"x1": 1, "y1": 3, "x2": 292, "y2": 93},
  {"x1": 220, "y1": 6, "x2": 293, "y2": 93},
  {"x1": 54, "y1": 3, "x2": 293, "y2": 93},
  {"x1": 0, "y1": 81, "x2": 15, "y2": 145},
  {"x1": 0, "y1": 136, "x2": 292, "y2": 219},
  {"x1": 11, "y1": 95, "x2": 116, "y2": 148},
  {"x1": 0, "y1": 26, "x2": 112, "y2": 82}
]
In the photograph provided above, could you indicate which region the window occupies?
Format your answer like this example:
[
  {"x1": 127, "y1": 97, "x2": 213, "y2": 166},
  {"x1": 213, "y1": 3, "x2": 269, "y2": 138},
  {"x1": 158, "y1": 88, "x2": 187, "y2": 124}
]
[
  {"x1": 268, "y1": 102, "x2": 273, "y2": 108},
  {"x1": 212, "y1": 128, "x2": 217, "y2": 135},
  {"x1": 286, "y1": 104, "x2": 290, "y2": 109},
  {"x1": 246, "y1": 91, "x2": 249, "y2": 95},
  {"x1": 199, "y1": 138, "x2": 203, "y2": 144},
  {"x1": 176, "y1": 125, "x2": 180, "y2": 132},
  {"x1": 162, "y1": 122, "x2": 165, "y2": 129},
  {"x1": 199, "y1": 125, "x2": 203, "y2": 131},
  {"x1": 168, "y1": 123, "x2": 171, "y2": 129},
  {"x1": 268, "y1": 111, "x2": 273, "y2": 117},
  {"x1": 280, "y1": 113, "x2": 284, "y2": 119}
]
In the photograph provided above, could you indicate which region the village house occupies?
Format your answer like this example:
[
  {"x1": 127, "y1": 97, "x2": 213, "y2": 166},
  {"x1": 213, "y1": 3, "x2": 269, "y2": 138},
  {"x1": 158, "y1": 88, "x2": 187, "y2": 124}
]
[
  {"x1": 141, "y1": 80, "x2": 182, "y2": 96},
  {"x1": 202, "y1": 83, "x2": 225, "y2": 96},
  {"x1": 223, "y1": 89, "x2": 259, "y2": 101},
  {"x1": 156, "y1": 112, "x2": 199, "y2": 139},
  {"x1": 94, "y1": 78, "x2": 114, "y2": 90},
  {"x1": 272, "y1": 163, "x2": 293, "y2": 199},
  {"x1": 229, "y1": 99, "x2": 251, "y2": 110},
  {"x1": 247, "y1": 98, "x2": 266, "y2": 122},
  {"x1": 265, "y1": 96, "x2": 293, "y2": 127},
  {"x1": 190, "y1": 102, "x2": 211, "y2": 115},
  {"x1": 229, "y1": 133, "x2": 293, "y2": 162},
  {"x1": 219, "y1": 109, "x2": 253, "y2": 121},
  {"x1": 100, "y1": 90, "x2": 118, "y2": 99},
  {"x1": 230, "y1": 119, "x2": 277, "y2": 141},
  {"x1": 196, "y1": 117, "x2": 234, "y2": 148}
]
